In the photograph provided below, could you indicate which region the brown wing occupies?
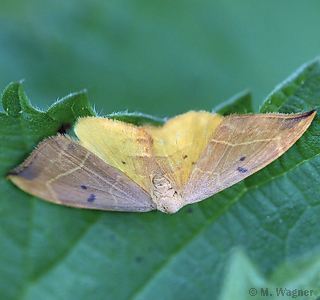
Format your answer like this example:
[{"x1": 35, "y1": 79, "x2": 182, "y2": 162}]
[
  {"x1": 7, "y1": 136, "x2": 155, "y2": 212},
  {"x1": 183, "y1": 110, "x2": 316, "y2": 204}
]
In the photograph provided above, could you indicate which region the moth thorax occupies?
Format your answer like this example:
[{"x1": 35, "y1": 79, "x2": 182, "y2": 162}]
[{"x1": 151, "y1": 175, "x2": 183, "y2": 214}]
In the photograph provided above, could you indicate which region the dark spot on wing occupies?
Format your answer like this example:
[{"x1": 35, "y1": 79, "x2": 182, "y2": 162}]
[
  {"x1": 237, "y1": 167, "x2": 247, "y2": 173},
  {"x1": 239, "y1": 156, "x2": 246, "y2": 161},
  {"x1": 81, "y1": 185, "x2": 87, "y2": 190},
  {"x1": 192, "y1": 162, "x2": 196, "y2": 165},
  {"x1": 7, "y1": 164, "x2": 38, "y2": 180},
  {"x1": 280, "y1": 110, "x2": 316, "y2": 130},
  {"x1": 122, "y1": 161, "x2": 126, "y2": 164},
  {"x1": 87, "y1": 194, "x2": 96, "y2": 202},
  {"x1": 280, "y1": 117, "x2": 301, "y2": 130},
  {"x1": 183, "y1": 155, "x2": 188, "y2": 159},
  {"x1": 67, "y1": 143, "x2": 77, "y2": 151}
]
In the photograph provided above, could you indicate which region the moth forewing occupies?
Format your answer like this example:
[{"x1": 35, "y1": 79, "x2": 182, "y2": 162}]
[
  {"x1": 7, "y1": 136, "x2": 156, "y2": 212},
  {"x1": 183, "y1": 110, "x2": 316, "y2": 205}
]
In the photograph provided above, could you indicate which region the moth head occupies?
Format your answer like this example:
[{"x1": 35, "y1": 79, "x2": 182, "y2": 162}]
[{"x1": 155, "y1": 195, "x2": 183, "y2": 214}]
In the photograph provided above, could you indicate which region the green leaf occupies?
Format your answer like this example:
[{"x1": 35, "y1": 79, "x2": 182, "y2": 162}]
[
  {"x1": 106, "y1": 111, "x2": 166, "y2": 127},
  {"x1": 220, "y1": 249, "x2": 320, "y2": 300},
  {"x1": 214, "y1": 89, "x2": 254, "y2": 115},
  {"x1": 1, "y1": 58, "x2": 320, "y2": 300},
  {"x1": 260, "y1": 57, "x2": 320, "y2": 113}
]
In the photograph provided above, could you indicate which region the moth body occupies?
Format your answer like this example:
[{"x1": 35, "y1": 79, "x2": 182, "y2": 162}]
[{"x1": 151, "y1": 175, "x2": 183, "y2": 213}]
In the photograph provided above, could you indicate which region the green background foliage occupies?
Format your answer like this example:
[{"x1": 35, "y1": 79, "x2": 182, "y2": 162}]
[
  {"x1": 1, "y1": 1, "x2": 320, "y2": 116},
  {"x1": 1, "y1": 1, "x2": 320, "y2": 299}
]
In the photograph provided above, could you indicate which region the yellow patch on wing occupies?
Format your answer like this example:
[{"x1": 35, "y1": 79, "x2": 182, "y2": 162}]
[{"x1": 75, "y1": 111, "x2": 224, "y2": 193}]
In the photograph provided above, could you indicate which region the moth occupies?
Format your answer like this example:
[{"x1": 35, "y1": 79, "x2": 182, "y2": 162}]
[{"x1": 7, "y1": 110, "x2": 316, "y2": 213}]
